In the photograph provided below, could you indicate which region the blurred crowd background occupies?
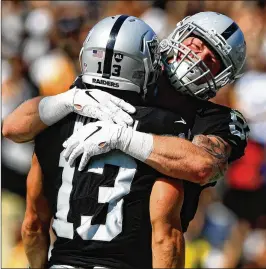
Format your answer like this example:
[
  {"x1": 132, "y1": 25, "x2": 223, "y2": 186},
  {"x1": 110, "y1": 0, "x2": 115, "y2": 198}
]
[{"x1": 2, "y1": 1, "x2": 266, "y2": 268}]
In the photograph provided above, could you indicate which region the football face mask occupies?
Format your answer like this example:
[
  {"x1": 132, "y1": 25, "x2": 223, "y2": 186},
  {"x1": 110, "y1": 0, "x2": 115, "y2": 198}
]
[
  {"x1": 160, "y1": 12, "x2": 246, "y2": 100},
  {"x1": 161, "y1": 34, "x2": 218, "y2": 100}
]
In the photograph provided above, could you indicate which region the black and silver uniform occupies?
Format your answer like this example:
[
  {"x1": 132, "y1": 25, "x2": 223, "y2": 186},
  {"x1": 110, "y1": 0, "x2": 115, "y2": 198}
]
[
  {"x1": 181, "y1": 103, "x2": 249, "y2": 232},
  {"x1": 35, "y1": 102, "x2": 191, "y2": 269},
  {"x1": 156, "y1": 72, "x2": 250, "y2": 232}
]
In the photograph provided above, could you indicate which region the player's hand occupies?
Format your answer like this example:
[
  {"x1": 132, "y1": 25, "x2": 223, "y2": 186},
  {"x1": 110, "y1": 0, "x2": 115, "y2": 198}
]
[
  {"x1": 72, "y1": 87, "x2": 136, "y2": 126},
  {"x1": 62, "y1": 121, "x2": 131, "y2": 171}
]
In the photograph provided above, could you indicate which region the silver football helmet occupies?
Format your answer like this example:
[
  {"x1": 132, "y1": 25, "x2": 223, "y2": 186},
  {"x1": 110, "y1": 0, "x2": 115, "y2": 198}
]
[
  {"x1": 160, "y1": 11, "x2": 246, "y2": 100},
  {"x1": 79, "y1": 15, "x2": 162, "y2": 98}
]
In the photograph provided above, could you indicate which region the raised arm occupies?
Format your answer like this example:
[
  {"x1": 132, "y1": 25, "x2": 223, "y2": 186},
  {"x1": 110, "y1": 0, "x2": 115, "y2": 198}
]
[
  {"x1": 2, "y1": 87, "x2": 136, "y2": 143},
  {"x1": 62, "y1": 121, "x2": 231, "y2": 185},
  {"x1": 2, "y1": 97, "x2": 48, "y2": 143},
  {"x1": 21, "y1": 153, "x2": 52, "y2": 268},
  {"x1": 147, "y1": 134, "x2": 231, "y2": 185}
]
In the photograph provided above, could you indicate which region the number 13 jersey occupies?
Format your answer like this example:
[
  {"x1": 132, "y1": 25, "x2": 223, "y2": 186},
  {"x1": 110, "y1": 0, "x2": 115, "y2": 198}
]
[{"x1": 35, "y1": 106, "x2": 191, "y2": 269}]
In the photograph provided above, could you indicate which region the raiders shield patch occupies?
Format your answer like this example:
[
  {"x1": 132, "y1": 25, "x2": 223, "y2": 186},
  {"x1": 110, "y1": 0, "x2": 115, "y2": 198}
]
[{"x1": 146, "y1": 35, "x2": 161, "y2": 69}]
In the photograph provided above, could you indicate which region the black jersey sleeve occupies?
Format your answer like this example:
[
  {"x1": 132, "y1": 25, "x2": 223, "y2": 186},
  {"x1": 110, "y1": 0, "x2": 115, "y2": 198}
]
[
  {"x1": 34, "y1": 125, "x2": 54, "y2": 170},
  {"x1": 192, "y1": 106, "x2": 250, "y2": 163}
]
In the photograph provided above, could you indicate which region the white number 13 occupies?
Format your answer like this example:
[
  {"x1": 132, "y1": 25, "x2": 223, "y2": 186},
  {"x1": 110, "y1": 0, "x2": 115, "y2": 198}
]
[{"x1": 53, "y1": 149, "x2": 137, "y2": 242}]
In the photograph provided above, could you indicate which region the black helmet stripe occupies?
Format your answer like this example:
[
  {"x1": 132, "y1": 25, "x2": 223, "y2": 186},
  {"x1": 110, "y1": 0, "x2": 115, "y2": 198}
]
[
  {"x1": 102, "y1": 15, "x2": 129, "y2": 79},
  {"x1": 221, "y1": 22, "x2": 238, "y2": 40}
]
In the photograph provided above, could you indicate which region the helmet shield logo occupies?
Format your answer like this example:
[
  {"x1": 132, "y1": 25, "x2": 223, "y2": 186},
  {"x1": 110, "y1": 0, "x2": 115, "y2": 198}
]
[{"x1": 146, "y1": 35, "x2": 161, "y2": 69}]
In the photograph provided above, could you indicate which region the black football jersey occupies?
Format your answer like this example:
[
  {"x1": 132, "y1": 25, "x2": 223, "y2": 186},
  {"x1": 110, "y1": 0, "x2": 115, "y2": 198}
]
[
  {"x1": 156, "y1": 72, "x2": 250, "y2": 161},
  {"x1": 35, "y1": 106, "x2": 192, "y2": 269},
  {"x1": 156, "y1": 72, "x2": 250, "y2": 232},
  {"x1": 180, "y1": 103, "x2": 249, "y2": 232},
  {"x1": 183, "y1": 98, "x2": 249, "y2": 232}
]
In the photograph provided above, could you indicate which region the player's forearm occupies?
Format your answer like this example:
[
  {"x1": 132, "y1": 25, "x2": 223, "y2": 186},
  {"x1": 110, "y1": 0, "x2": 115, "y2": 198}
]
[
  {"x1": 146, "y1": 135, "x2": 215, "y2": 184},
  {"x1": 150, "y1": 178, "x2": 185, "y2": 268},
  {"x1": 23, "y1": 153, "x2": 52, "y2": 268},
  {"x1": 120, "y1": 131, "x2": 217, "y2": 184},
  {"x1": 2, "y1": 97, "x2": 47, "y2": 143},
  {"x1": 21, "y1": 217, "x2": 50, "y2": 268},
  {"x1": 3, "y1": 90, "x2": 74, "y2": 143},
  {"x1": 152, "y1": 227, "x2": 185, "y2": 268}
]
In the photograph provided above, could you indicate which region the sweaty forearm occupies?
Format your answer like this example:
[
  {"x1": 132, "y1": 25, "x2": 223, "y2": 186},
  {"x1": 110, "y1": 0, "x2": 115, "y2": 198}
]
[
  {"x1": 22, "y1": 219, "x2": 50, "y2": 268},
  {"x1": 2, "y1": 97, "x2": 47, "y2": 143},
  {"x1": 23, "y1": 153, "x2": 52, "y2": 268},
  {"x1": 3, "y1": 90, "x2": 74, "y2": 143},
  {"x1": 120, "y1": 131, "x2": 214, "y2": 183},
  {"x1": 150, "y1": 178, "x2": 185, "y2": 268},
  {"x1": 152, "y1": 226, "x2": 185, "y2": 268},
  {"x1": 146, "y1": 135, "x2": 214, "y2": 183},
  {"x1": 62, "y1": 121, "x2": 227, "y2": 185}
]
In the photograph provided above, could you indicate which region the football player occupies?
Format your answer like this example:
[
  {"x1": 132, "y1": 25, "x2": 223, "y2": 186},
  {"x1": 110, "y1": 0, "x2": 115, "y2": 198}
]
[
  {"x1": 18, "y1": 15, "x2": 191, "y2": 269},
  {"x1": 58, "y1": 12, "x2": 249, "y2": 267},
  {"x1": 3, "y1": 12, "x2": 249, "y2": 268},
  {"x1": 3, "y1": 12, "x2": 248, "y2": 181}
]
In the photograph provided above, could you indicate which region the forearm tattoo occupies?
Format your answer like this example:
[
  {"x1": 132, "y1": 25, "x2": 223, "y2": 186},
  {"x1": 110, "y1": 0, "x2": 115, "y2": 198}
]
[
  {"x1": 192, "y1": 135, "x2": 231, "y2": 183},
  {"x1": 192, "y1": 135, "x2": 230, "y2": 160}
]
